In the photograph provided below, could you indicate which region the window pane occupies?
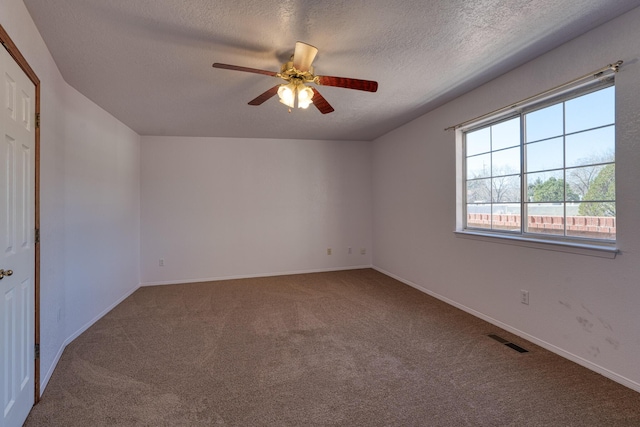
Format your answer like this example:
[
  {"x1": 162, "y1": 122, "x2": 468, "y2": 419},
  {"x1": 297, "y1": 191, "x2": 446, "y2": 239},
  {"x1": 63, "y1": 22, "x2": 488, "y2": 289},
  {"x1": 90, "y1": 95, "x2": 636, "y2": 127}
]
[
  {"x1": 565, "y1": 86, "x2": 615, "y2": 134},
  {"x1": 492, "y1": 204, "x2": 520, "y2": 231},
  {"x1": 466, "y1": 153, "x2": 491, "y2": 179},
  {"x1": 466, "y1": 127, "x2": 491, "y2": 156},
  {"x1": 526, "y1": 203, "x2": 565, "y2": 235},
  {"x1": 492, "y1": 175, "x2": 520, "y2": 203},
  {"x1": 565, "y1": 126, "x2": 614, "y2": 168},
  {"x1": 467, "y1": 179, "x2": 491, "y2": 203},
  {"x1": 492, "y1": 147, "x2": 520, "y2": 175},
  {"x1": 578, "y1": 163, "x2": 615, "y2": 202},
  {"x1": 526, "y1": 170, "x2": 564, "y2": 202},
  {"x1": 526, "y1": 137, "x2": 563, "y2": 172},
  {"x1": 566, "y1": 202, "x2": 616, "y2": 240},
  {"x1": 525, "y1": 104, "x2": 563, "y2": 143},
  {"x1": 567, "y1": 165, "x2": 604, "y2": 200},
  {"x1": 467, "y1": 204, "x2": 491, "y2": 229},
  {"x1": 491, "y1": 117, "x2": 520, "y2": 150}
]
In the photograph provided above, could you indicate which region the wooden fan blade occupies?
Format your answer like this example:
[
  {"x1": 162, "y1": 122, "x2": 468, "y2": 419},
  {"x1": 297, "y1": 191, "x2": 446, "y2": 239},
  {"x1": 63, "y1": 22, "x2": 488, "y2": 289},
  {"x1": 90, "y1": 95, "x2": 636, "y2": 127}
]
[
  {"x1": 293, "y1": 42, "x2": 318, "y2": 72},
  {"x1": 311, "y1": 88, "x2": 335, "y2": 114},
  {"x1": 212, "y1": 63, "x2": 278, "y2": 77},
  {"x1": 248, "y1": 85, "x2": 281, "y2": 106},
  {"x1": 316, "y1": 75, "x2": 378, "y2": 92}
]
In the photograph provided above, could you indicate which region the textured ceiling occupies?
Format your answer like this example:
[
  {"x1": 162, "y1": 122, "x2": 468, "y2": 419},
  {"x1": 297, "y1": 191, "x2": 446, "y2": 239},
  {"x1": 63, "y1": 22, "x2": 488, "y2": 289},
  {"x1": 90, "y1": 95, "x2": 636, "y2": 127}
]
[{"x1": 23, "y1": 0, "x2": 640, "y2": 141}]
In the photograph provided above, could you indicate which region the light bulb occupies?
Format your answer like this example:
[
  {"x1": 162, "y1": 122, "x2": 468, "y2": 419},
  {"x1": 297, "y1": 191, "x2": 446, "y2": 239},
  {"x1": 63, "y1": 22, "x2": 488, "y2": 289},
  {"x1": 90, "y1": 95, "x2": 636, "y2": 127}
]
[
  {"x1": 298, "y1": 86, "x2": 313, "y2": 102},
  {"x1": 297, "y1": 85, "x2": 314, "y2": 109},
  {"x1": 277, "y1": 84, "x2": 295, "y2": 108}
]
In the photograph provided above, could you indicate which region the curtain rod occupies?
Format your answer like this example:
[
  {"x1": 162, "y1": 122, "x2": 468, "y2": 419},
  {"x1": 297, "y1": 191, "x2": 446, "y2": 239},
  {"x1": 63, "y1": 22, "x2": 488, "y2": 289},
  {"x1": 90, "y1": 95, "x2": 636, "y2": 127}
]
[{"x1": 444, "y1": 60, "x2": 623, "y2": 131}]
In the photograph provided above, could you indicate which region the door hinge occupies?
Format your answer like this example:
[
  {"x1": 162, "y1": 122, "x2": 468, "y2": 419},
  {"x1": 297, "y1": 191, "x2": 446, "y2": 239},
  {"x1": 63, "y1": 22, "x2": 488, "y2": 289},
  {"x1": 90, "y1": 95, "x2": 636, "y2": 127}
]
[
  {"x1": 35, "y1": 228, "x2": 40, "y2": 244},
  {"x1": 35, "y1": 343, "x2": 40, "y2": 360},
  {"x1": 35, "y1": 113, "x2": 40, "y2": 129}
]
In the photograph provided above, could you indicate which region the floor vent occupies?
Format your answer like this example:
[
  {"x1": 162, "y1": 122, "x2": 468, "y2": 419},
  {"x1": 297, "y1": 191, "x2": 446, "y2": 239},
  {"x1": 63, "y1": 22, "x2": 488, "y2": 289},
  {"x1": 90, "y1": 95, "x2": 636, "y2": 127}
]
[
  {"x1": 488, "y1": 334, "x2": 509, "y2": 344},
  {"x1": 488, "y1": 334, "x2": 529, "y2": 353},
  {"x1": 505, "y1": 342, "x2": 529, "y2": 353}
]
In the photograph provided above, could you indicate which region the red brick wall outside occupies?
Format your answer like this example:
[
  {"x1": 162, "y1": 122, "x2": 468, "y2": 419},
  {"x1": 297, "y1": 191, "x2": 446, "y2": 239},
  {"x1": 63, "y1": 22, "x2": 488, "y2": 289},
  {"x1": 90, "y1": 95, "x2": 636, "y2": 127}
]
[{"x1": 467, "y1": 214, "x2": 616, "y2": 239}]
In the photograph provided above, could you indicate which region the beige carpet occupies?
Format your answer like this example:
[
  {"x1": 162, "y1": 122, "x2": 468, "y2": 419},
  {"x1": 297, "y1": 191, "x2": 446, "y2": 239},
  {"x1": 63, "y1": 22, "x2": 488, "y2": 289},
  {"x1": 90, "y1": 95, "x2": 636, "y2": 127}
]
[{"x1": 25, "y1": 269, "x2": 640, "y2": 426}]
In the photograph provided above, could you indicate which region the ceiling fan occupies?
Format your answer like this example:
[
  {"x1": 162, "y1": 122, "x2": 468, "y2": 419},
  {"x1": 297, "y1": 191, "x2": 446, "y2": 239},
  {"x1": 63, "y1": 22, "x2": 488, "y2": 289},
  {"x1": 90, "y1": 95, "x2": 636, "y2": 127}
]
[{"x1": 213, "y1": 41, "x2": 378, "y2": 114}]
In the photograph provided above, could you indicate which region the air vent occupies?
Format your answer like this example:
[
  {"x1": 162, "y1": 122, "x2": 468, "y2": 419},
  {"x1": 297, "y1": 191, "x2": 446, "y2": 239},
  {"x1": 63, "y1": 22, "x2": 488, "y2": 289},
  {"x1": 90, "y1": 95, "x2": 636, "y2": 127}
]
[
  {"x1": 488, "y1": 334, "x2": 509, "y2": 344},
  {"x1": 505, "y1": 342, "x2": 529, "y2": 353},
  {"x1": 488, "y1": 334, "x2": 529, "y2": 353}
]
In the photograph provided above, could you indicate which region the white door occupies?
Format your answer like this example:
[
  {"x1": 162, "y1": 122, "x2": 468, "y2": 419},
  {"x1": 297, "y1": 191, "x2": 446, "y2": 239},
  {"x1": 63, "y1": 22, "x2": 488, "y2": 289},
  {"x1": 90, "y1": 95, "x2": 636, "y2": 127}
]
[{"x1": 0, "y1": 43, "x2": 36, "y2": 427}]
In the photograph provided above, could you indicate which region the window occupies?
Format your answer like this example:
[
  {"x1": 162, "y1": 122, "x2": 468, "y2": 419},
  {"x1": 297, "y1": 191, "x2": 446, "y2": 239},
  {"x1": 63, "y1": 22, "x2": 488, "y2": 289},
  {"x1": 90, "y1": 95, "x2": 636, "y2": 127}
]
[{"x1": 463, "y1": 84, "x2": 615, "y2": 244}]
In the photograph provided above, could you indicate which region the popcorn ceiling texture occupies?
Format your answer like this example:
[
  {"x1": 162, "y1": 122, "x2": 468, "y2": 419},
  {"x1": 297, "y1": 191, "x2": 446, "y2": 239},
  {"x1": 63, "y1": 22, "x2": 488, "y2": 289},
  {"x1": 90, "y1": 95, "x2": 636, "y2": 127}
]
[{"x1": 22, "y1": 0, "x2": 640, "y2": 140}]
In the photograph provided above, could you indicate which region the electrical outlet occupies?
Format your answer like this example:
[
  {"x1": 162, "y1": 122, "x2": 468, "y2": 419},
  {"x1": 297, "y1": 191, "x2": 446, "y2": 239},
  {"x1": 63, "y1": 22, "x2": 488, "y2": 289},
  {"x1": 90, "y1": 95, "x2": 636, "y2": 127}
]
[
  {"x1": 159, "y1": 258, "x2": 165, "y2": 267},
  {"x1": 327, "y1": 248, "x2": 332, "y2": 255},
  {"x1": 360, "y1": 248, "x2": 366, "y2": 255},
  {"x1": 521, "y1": 290, "x2": 529, "y2": 305}
]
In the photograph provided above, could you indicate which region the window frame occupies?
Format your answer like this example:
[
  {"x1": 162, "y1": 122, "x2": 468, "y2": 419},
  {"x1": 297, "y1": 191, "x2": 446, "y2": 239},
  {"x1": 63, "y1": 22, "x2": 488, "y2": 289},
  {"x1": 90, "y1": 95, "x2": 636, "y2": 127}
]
[{"x1": 458, "y1": 79, "x2": 618, "y2": 255}]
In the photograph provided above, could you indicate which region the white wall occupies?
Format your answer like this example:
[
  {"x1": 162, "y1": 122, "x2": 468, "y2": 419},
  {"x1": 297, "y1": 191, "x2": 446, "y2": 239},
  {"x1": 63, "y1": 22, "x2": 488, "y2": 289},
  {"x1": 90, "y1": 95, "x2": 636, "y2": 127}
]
[
  {"x1": 372, "y1": 7, "x2": 640, "y2": 391},
  {"x1": 0, "y1": 0, "x2": 141, "y2": 391},
  {"x1": 141, "y1": 136, "x2": 371, "y2": 284}
]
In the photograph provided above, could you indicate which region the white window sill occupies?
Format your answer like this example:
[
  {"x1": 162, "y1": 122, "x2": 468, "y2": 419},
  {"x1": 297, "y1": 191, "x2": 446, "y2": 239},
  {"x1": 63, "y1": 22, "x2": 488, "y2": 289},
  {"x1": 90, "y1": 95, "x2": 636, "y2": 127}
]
[{"x1": 454, "y1": 230, "x2": 619, "y2": 259}]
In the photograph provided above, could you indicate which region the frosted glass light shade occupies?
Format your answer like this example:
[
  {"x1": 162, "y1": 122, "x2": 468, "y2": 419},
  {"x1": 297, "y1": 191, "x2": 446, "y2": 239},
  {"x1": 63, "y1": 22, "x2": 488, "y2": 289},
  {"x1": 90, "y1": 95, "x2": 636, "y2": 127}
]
[
  {"x1": 277, "y1": 84, "x2": 295, "y2": 108},
  {"x1": 298, "y1": 86, "x2": 314, "y2": 109}
]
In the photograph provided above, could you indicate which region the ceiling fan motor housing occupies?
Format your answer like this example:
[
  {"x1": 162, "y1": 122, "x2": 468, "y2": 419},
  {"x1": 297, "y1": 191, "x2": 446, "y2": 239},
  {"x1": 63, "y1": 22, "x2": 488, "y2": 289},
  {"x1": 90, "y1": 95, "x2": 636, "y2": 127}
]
[{"x1": 279, "y1": 61, "x2": 315, "y2": 83}]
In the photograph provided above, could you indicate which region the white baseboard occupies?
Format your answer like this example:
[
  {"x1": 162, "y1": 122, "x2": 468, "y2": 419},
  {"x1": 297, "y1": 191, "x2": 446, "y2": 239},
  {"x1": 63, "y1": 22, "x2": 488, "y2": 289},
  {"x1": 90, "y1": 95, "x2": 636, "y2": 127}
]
[
  {"x1": 40, "y1": 340, "x2": 66, "y2": 397},
  {"x1": 372, "y1": 266, "x2": 640, "y2": 394},
  {"x1": 40, "y1": 283, "x2": 141, "y2": 394},
  {"x1": 140, "y1": 265, "x2": 374, "y2": 287}
]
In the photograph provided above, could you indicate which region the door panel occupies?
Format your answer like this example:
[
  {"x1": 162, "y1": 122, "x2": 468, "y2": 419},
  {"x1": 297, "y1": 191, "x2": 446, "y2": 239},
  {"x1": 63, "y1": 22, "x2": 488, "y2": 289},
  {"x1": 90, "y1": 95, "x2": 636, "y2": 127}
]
[{"x1": 0, "y1": 43, "x2": 35, "y2": 427}]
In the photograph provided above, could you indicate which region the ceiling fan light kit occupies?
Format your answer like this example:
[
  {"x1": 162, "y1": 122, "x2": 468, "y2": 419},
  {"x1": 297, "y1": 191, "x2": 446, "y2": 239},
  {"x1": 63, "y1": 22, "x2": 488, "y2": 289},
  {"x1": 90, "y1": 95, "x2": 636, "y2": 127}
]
[
  {"x1": 278, "y1": 82, "x2": 314, "y2": 109},
  {"x1": 213, "y1": 42, "x2": 378, "y2": 114}
]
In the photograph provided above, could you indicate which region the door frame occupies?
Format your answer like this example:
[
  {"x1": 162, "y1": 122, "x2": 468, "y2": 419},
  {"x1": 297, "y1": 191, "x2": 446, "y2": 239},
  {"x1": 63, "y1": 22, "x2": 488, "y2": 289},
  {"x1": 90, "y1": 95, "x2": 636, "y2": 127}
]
[{"x1": 0, "y1": 24, "x2": 41, "y2": 404}]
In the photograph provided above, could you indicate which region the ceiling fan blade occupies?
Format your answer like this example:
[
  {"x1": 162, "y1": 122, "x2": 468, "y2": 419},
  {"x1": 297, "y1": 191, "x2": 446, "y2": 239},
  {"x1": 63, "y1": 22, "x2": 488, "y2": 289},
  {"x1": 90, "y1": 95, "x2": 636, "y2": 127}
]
[
  {"x1": 293, "y1": 42, "x2": 318, "y2": 72},
  {"x1": 316, "y1": 75, "x2": 378, "y2": 92},
  {"x1": 248, "y1": 85, "x2": 281, "y2": 106},
  {"x1": 311, "y1": 88, "x2": 335, "y2": 114},
  {"x1": 212, "y1": 63, "x2": 278, "y2": 77}
]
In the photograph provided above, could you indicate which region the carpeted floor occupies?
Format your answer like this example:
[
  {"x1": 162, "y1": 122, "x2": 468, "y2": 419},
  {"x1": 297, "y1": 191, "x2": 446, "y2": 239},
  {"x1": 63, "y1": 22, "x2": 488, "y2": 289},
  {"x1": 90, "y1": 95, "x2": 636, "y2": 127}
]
[{"x1": 25, "y1": 269, "x2": 640, "y2": 426}]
